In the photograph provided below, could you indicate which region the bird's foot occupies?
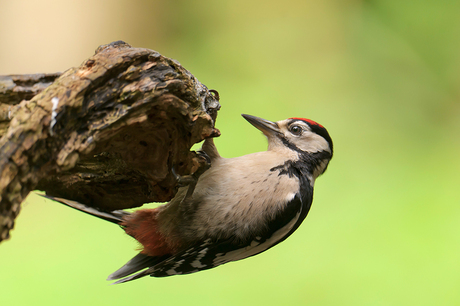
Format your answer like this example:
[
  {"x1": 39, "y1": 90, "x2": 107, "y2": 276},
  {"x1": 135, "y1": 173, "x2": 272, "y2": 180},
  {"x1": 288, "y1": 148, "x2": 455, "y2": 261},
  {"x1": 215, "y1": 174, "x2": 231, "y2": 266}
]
[
  {"x1": 192, "y1": 150, "x2": 212, "y2": 177},
  {"x1": 172, "y1": 151, "x2": 210, "y2": 188},
  {"x1": 172, "y1": 168, "x2": 196, "y2": 188},
  {"x1": 172, "y1": 151, "x2": 211, "y2": 204}
]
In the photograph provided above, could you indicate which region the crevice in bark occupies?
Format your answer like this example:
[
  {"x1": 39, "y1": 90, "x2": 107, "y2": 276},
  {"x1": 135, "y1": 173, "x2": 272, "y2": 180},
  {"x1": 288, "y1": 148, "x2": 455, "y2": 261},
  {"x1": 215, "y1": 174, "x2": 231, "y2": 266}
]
[{"x1": 0, "y1": 41, "x2": 221, "y2": 242}]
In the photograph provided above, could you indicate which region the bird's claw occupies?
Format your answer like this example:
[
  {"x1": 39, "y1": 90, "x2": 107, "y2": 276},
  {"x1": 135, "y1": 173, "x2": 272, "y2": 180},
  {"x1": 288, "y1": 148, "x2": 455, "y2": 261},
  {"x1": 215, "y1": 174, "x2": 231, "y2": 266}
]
[
  {"x1": 172, "y1": 168, "x2": 196, "y2": 188},
  {"x1": 172, "y1": 152, "x2": 210, "y2": 188},
  {"x1": 194, "y1": 151, "x2": 211, "y2": 176},
  {"x1": 172, "y1": 151, "x2": 211, "y2": 203}
]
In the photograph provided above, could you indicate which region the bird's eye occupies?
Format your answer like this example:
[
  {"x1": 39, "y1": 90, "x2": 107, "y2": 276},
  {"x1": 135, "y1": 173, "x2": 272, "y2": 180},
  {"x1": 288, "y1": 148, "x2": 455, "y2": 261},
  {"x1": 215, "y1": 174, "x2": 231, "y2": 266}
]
[{"x1": 290, "y1": 125, "x2": 302, "y2": 135}]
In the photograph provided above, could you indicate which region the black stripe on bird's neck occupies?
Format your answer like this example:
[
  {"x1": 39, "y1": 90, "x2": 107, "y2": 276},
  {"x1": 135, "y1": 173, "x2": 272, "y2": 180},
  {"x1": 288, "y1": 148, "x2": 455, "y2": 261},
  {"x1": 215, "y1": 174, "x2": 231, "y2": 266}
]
[
  {"x1": 270, "y1": 160, "x2": 312, "y2": 189},
  {"x1": 277, "y1": 136, "x2": 332, "y2": 175}
]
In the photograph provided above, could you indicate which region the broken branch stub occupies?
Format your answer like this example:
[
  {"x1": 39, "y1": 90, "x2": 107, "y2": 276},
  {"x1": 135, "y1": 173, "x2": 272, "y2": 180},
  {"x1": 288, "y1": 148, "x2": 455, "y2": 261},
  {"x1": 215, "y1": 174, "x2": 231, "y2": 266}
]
[{"x1": 0, "y1": 41, "x2": 221, "y2": 242}]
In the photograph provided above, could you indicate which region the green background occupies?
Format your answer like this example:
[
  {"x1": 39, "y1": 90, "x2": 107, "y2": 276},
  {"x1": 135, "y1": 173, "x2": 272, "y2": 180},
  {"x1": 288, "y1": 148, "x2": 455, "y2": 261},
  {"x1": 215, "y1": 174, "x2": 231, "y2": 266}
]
[{"x1": 1, "y1": 0, "x2": 459, "y2": 305}]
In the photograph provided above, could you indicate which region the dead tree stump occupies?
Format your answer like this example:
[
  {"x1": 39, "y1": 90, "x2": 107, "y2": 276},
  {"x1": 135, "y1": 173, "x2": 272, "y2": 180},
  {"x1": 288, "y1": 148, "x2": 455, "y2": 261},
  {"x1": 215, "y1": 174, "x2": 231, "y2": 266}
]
[{"x1": 0, "y1": 41, "x2": 221, "y2": 243}]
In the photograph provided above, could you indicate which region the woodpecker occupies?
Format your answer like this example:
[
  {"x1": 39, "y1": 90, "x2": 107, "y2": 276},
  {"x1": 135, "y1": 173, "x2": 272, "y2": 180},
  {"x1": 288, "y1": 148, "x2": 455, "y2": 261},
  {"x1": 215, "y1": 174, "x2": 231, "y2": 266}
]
[{"x1": 45, "y1": 114, "x2": 333, "y2": 284}]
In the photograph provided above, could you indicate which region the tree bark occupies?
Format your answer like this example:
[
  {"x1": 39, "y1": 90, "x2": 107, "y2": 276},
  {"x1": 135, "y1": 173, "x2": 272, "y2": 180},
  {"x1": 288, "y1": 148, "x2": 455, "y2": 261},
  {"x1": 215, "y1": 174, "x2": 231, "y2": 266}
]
[
  {"x1": 0, "y1": 72, "x2": 62, "y2": 137},
  {"x1": 0, "y1": 41, "x2": 221, "y2": 243}
]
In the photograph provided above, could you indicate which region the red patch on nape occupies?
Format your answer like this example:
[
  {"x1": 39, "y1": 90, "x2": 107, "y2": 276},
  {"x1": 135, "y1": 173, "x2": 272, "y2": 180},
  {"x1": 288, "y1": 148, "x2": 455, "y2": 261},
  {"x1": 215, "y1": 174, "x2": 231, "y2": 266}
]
[
  {"x1": 289, "y1": 117, "x2": 324, "y2": 128},
  {"x1": 122, "y1": 209, "x2": 176, "y2": 257}
]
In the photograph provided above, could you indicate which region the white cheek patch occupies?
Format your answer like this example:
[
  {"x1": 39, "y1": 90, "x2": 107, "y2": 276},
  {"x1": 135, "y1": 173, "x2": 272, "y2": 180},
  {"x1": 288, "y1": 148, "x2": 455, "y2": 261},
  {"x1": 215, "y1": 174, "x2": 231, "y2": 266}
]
[{"x1": 296, "y1": 133, "x2": 330, "y2": 153}]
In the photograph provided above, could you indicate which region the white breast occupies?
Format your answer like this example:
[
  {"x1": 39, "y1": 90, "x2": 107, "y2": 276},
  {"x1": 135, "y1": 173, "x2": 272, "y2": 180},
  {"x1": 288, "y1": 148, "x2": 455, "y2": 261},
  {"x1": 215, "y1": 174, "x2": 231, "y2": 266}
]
[{"x1": 185, "y1": 150, "x2": 301, "y2": 241}]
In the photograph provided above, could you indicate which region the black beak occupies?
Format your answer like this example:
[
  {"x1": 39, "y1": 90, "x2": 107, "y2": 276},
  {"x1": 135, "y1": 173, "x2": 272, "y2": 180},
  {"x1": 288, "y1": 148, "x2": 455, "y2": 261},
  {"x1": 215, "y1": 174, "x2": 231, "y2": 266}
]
[{"x1": 242, "y1": 114, "x2": 281, "y2": 136}]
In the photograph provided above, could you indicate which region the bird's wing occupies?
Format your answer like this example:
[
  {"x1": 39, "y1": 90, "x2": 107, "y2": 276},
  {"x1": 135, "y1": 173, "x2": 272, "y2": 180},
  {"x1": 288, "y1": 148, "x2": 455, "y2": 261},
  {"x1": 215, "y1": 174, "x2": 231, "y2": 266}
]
[{"x1": 110, "y1": 194, "x2": 310, "y2": 284}]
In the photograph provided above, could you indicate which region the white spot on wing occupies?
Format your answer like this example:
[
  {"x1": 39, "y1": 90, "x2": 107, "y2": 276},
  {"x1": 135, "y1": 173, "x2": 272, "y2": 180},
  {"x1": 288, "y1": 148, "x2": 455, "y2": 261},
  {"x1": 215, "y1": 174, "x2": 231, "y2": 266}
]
[
  {"x1": 190, "y1": 248, "x2": 209, "y2": 268},
  {"x1": 165, "y1": 259, "x2": 185, "y2": 275}
]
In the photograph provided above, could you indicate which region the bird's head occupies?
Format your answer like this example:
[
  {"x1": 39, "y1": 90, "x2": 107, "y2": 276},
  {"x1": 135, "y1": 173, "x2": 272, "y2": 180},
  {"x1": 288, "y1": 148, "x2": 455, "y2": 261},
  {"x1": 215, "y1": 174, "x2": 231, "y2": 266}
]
[{"x1": 242, "y1": 114, "x2": 333, "y2": 177}]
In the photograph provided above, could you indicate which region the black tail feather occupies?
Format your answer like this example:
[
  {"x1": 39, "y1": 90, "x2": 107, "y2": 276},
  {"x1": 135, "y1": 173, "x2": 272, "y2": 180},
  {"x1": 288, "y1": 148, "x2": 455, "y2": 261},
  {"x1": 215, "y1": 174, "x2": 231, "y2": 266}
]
[
  {"x1": 107, "y1": 253, "x2": 167, "y2": 283},
  {"x1": 40, "y1": 194, "x2": 129, "y2": 224},
  {"x1": 110, "y1": 269, "x2": 151, "y2": 284}
]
